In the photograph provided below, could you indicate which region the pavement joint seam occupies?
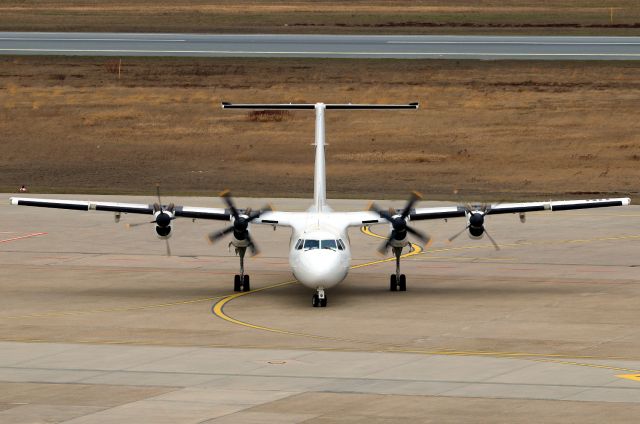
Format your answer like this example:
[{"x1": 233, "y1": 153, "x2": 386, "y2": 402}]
[{"x1": 210, "y1": 225, "x2": 640, "y2": 383}]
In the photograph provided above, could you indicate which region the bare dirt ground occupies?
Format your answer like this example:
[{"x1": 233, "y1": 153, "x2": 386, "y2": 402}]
[
  {"x1": 1, "y1": 0, "x2": 640, "y2": 35},
  {"x1": 0, "y1": 56, "x2": 638, "y2": 201}
]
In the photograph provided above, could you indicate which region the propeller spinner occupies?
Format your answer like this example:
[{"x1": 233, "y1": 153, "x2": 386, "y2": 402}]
[
  {"x1": 206, "y1": 190, "x2": 271, "y2": 256},
  {"x1": 369, "y1": 191, "x2": 430, "y2": 254},
  {"x1": 125, "y1": 184, "x2": 175, "y2": 256},
  {"x1": 448, "y1": 203, "x2": 500, "y2": 251}
]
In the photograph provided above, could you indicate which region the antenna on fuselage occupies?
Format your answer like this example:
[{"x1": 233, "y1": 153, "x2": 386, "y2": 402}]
[{"x1": 221, "y1": 102, "x2": 420, "y2": 213}]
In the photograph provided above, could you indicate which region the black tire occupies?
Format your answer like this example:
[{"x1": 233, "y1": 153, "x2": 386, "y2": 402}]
[
  {"x1": 399, "y1": 274, "x2": 407, "y2": 291},
  {"x1": 390, "y1": 274, "x2": 398, "y2": 291},
  {"x1": 312, "y1": 294, "x2": 320, "y2": 307},
  {"x1": 320, "y1": 297, "x2": 327, "y2": 307},
  {"x1": 243, "y1": 275, "x2": 251, "y2": 292},
  {"x1": 233, "y1": 275, "x2": 241, "y2": 292}
]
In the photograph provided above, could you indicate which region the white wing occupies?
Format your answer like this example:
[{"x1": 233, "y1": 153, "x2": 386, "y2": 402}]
[
  {"x1": 330, "y1": 211, "x2": 386, "y2": 228},
  {"x1": 252, "y1": 211, "x2": 300, "y2": 227},
  {"x1": 410, "y1": 198, "x2": 631, "y2": 221},
  {"x1": 9, "y1": 197, "x2": 230, "y2": 221}
]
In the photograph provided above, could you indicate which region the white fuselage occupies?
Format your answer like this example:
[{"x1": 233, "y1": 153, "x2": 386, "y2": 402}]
[{"x1": 287, "y1": 215, "x2": 351, "y2": 290}]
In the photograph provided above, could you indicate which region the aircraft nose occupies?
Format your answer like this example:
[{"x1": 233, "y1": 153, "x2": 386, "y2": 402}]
[{"x1": 295, "y1": 249, "x2": 347, "y2": 288}]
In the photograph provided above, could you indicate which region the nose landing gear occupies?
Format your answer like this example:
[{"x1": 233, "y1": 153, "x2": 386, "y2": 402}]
[
  {"x1": 389, "y1": 246, "x2": 407, "y2": 292},
  {"x1": 233, "y1": 246, "x2": 251, "y2": 292},
  {"x1": 389, "y1": 274, "x2": 407, "y2": 292},
  {"x1": 312, "y1": 287, "x2": 327, "y2": 307}
]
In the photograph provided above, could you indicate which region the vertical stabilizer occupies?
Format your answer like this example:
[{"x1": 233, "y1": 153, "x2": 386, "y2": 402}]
[
  {"x1": 313, "y1": 103, "x2": 327, "y2": 213},
  {"x1": 221, "y1": 102, "x2": 419, "y2": 214}
]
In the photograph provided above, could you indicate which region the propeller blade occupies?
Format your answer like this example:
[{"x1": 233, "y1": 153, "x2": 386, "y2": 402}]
[
  {"x1": 401, "y1": 191, "x2": 423, "y2": 219},
  {"x1": 219, "y1": 189, "x2": 240, "y2": 219},
  {"x1": 485, "y1": 200, "x2": 504, "y2": 216},
  {"x1": 155, "y1": 183, "x2": 162, "y2": 207},
  {"x1": 406, "y1": 225, "x2": 430, "y2": 244},
  {"x1": 125, "y1": 221, "x2": 155, "y2": 228},
  {"x1": 246, "y1": 234, "x2": 259, "y2": 256},
  {"x1": 247, "y1": 205, "x2": 272, "y2": 222},
  {"x1": 369, "y1": 202, "x2": 394, "y2": 221},
  {"x1": 207, "y1": 225, "x2": 234, "y2": 243},
  {"x1": 448, "y1": 225, "x2": 469, "y2": 243},
  {"x1": 377, "y1": 237, "x2": 392, "y2": 255},
  {"x1": 484, "y1": 228, "x2": 501, "y2": 251}
]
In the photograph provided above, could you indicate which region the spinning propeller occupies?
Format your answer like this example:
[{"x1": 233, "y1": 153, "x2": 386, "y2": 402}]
[
  {"x1": 206, "y1": 190, "x2": 271, "y2": 256},
  {"x1": 448, "y1": 203, "x2": 500, "y2": 251},
  {"x1": 126, "y1": 184, "x2": 175, "y2": 256},
  {"x1": 369, "y1": 191, "x2": 430, "y2": 254}
]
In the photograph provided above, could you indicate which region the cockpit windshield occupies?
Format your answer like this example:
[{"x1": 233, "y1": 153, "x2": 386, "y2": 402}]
[
  {"x1": 300, "y1": 239, "x2": 342, "y2": 251},
  {"x1": 303, "y1": 239, "x2": 320, "y2": 250},
  {"x1": 321, "y1": 240, "x2": 337, "y2": 251}
]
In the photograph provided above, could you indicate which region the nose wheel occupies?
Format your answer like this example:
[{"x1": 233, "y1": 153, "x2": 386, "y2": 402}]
[
  {"x1": 312, "y1": 288, "x2": 327, "y2": 307},
  {"x1": 233, "y1": 247, "x2": 251, "y2": 292},
  {"x1": 234, "y1": 274, "x2": 250, "y2": 292},
  {"x1": 389, "y1": 247, "x2": 407, "y2": 292},
  {"x1": 389, "y1": 274, "x2": 407, "y2": 292}
]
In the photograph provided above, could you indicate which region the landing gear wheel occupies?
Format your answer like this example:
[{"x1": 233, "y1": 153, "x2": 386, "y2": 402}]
[
  {"x1": 312, "y1": 294, "x2": 328, "y2": 307},
  {"x1": 233, "y1": 275, "x2": 241, "y2": 292},
  {"x1": 399, "y1": 274, "x2": 407, "y2": 292},
  {"x1": 389, "y1": 274, "x2": 398, "y2": 292},
  {"x1": 242, "y1": 275, "x2": 251, "y2": 292}
]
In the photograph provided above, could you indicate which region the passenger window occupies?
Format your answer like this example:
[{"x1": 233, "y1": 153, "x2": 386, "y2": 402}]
[
  {"x1": 303, "y1": 239, "x2": 320, "y2": 250},
  {"x1": 321, "y1": 240, "x2": 337, "y2": 251},
  {"x1": 337, "y1": 239, "x2": 345, "y2": 250},
  {"x1": 295, "y1": 239, "x2": 303, "y2": 250}
]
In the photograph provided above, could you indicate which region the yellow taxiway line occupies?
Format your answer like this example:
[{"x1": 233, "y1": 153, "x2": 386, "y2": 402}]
[
  {"x1": 211, "y1": 225, "x2": 640, "y2": 379},
  {"x1": 3, "y1": 223, "x2": 638, "y2": 379}
]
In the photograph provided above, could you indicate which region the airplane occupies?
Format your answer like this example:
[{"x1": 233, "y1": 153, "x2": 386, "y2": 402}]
[{"x1": 9, "y1": 102, "x2": 631, "y2": 307}]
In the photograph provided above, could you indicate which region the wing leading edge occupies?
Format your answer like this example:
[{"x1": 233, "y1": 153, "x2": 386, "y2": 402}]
[
  {"x1": 9, "y1": 197, "x2": 231, "y2": 221},
  {"x1": 409, "y1": 198, "x2": 631, "y2": 221}
]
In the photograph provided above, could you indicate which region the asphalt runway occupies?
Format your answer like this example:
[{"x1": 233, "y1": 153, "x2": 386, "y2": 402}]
[
  {"x1": 1, "y1": 194, "x2": 640, "y2": 422},
  {"x1": 2, "y1": 32, "x2": 640, "y2": 59}
]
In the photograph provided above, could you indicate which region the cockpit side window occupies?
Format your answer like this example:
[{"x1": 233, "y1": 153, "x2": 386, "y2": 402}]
[
  {"x1": 337, "y1": 239, "x2": 345, "y2": 250},
  {"x1": 321, "y1": 239, "x2": 337, "y2": 251},
  {"x1": 303, "y1": 239, "x2": 320, "y2": 250},
  {"x1": 295, "y1": 239, "x2": 303, "y2": 250}
]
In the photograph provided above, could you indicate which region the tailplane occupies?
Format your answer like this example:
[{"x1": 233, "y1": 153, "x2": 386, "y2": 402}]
[{"x1": 222, "y1": 102, "x2": 419, "y2": 212}]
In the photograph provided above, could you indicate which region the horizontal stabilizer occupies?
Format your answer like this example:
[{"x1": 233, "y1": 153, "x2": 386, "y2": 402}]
[{"x1": 222, "y1": 102, "x2": 419, "y2": 110}]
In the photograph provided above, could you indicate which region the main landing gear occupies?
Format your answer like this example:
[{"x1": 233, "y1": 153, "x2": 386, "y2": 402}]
[
  {"x1": 312, "y1": 287, "x2": 327, "y2": 308},
  {"x1": 389, "y1": 246, "x2": 407, "y2": 292},
  {"x1": 233, "y1": 246, "x2": 251, "y2": 292}
]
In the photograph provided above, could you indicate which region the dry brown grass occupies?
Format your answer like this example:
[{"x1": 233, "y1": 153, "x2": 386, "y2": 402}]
[
  {"x1": 334, "y1": 152, "x2": 448, "y2": 164},
  {"x1": 0, "y1": 1, "x2": 639, "y2": 35},
  {"x1": 247, "y1": 110, "x2": 291, "y2": 122},
  {"x1": 0, "y1": 56, "x2": 638, "y2": 201}
]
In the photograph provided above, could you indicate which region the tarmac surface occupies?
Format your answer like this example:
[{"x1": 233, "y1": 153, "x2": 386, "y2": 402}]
[
  {"x1": 2, "y1": 33, "x2": 640, "y2": 59},
  {"x1": 1, "y1": 194, "x2": 640, "y2": 422}
]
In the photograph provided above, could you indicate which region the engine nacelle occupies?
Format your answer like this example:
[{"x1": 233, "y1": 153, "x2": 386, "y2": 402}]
[
  {"x1": 469, "y1": 225, "x2": 484, "y2": 238},
  {"x1": 155, "y1": 225, "x2": 172, "y2": 239},
  {"x1": 153, "y1": 210, "x2": 174, "y2": 239},
  {"x1": 468, "y1": 212, "x2": 485, "y2": 239}
]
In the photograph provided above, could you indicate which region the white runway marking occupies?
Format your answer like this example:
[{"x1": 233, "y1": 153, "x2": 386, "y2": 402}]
[
  {"x1": 0, "y1": 38, "x2": 186, "y2": 42},
  {"x1": 387, "y1": 41, "x2": 640, "y2": 45},
  {"x1": 2, "y1": 48, "x2": 640, "y2": 57}
]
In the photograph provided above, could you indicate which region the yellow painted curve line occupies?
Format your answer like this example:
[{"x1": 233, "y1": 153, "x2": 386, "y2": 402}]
[
  {"x1": 212, "y1": 230, "x2": 424, "y2": 344},
  {"x1": 212, "y1": 226, "x2": 640, "y2": 378},
  {"x1": 533, "y1": 358, "x2": 640, "y2": 375},
  {"x1": 2, "y1": 294, "x2": 229, "y2": 320}
]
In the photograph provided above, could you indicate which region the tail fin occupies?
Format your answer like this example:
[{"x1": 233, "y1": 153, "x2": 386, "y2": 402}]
[{"x1": 222, "y1": 102, "x2": 419, "y2": 212}]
